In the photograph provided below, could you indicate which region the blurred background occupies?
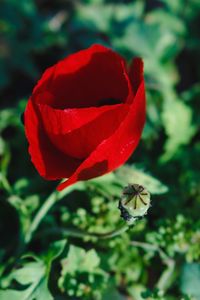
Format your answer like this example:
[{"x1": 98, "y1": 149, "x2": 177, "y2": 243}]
[{"x1": 0, "y1": 0, "x2": 200, "y2": 299}]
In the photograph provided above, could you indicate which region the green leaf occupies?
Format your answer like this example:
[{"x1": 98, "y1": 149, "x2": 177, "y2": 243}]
[
  {"x1": 0, "y1": 109, "x2": 20, "y2": 132},
  {"x1": 147, "y1": 9, "x2": 186, "y2": 36},
  {"x1": 76, "y1": 4, "x2": 113, "y2": 32},
  {"x1": 161, "y1": 98, "x2": 196, "y2": 161},
  {"x1": 180, "y1": 263, "x2": 200, "y2": 299},
  {"x1": 0, "y1": 137, "x2": 10, "y2": 178},
  {"x1": 0, "y1": 241, "x2": 66, "y2": 300},
  {"x1": 88, "y1": 172, "x2": 122, "y2": 197},
  {"x1": 0, "y1": 260, "x2": 52, "y2": 300},
  {"x1": 114, "y1": 19, "x2": 176, "y2": 64},
  {"x1": 61, "y1": 245, "x2": 100, "y2": 274},
  {"x1": 103, "y1": 286, "x2": 126, "y2": 300},
  {"x1": 75, "y1": 2, "x2": 144, "y2": 33},
  {"x1": 59, "y1": 245, "x2": 108, "y2": 298},
  {"x1": 44, "y1": 240, "x2": 67, "y2": 266},
  {"x1": 115, "y1": 165, "x2": 168, "y2": 194}
]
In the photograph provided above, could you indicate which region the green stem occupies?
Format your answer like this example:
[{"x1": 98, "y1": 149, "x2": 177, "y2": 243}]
[
  {"x1": 25, "y1": 183, "x2": 84, "y2": 244},
  {"x1": 25, "y1": 191, "x2": 59, "y2": 243},
  {"x1": 131, "y1": 241, "x2": 171, "y2": 263},
  {"x1": 10, "y1": 182, "x2": 129, "y2": 276},
  {"x1": 156, "y1": 259, "x2": 175, "y2": 292},
  {"x1": 25, "y1": 181, "x2": 131, "y2": 245},
  {"x1": 131, "y1": 240, "x2": 175, "y2": 292},
  {"x1": 0, "y1": 174, "x2": 12, "y2": 194},
  {"x1": 36, "y1": 224, "x2": 130, "y2": 241},
  {"x1": 97, "y1": 224, "x2": 129, "y2": 239}
]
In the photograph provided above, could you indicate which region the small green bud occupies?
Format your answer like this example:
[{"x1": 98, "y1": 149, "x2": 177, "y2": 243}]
[{"x1": 118, "y1": 184, "x2": 151, "y2": 222}]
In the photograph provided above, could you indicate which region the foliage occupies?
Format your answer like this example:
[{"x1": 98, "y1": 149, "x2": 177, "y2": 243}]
[
  {"x1": 0, "y1": 0, "x2": 200, "y2": 299},
  {"x1": 58, "y1": 245, "x2": 108, "y2": 299},
  {"x1": 0, "y1": 240, "x2": 66, "y2": 300},
  {"x1": 180, "y1": 263, "x2": 200, "y2": 300}
]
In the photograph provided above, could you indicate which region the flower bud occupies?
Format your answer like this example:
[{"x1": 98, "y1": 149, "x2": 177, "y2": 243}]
[{"x1": 118, "y1": 184, "x2": 151, "y2": 222}]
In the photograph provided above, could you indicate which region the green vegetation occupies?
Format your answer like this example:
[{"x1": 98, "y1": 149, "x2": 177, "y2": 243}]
[{"x1": 0, "y1": 0, "x2": 200, "y2": 299}]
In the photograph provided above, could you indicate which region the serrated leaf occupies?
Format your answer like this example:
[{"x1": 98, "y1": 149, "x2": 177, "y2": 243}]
[
  {"x1": 0, "y1": 241, "x2": 66, "y2": 300},
  {"x1": 0, "y1": 260, "x2": 52, "y2": 300},
  {"x1": 59, "y1": 245, "x2": 107, "y2": 297},
  {"x1": 61, "y1": 245, "x2": 100, "y2": 274}
]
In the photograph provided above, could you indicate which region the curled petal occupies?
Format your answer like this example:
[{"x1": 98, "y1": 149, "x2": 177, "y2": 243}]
[
  {"x1": 34, "y1": 44, "x2": 129, "y2": 109},
  {"x1": 39, "y1": 103, "x2": 129, "y2": 159},
  {"x1": 57, "y1": 80, "x2": 145, "y2": 191}
]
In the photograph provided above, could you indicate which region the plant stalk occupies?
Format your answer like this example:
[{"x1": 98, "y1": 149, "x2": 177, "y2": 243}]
[
  {"x1": 36, "y1": 224, "x2": 130, "y2": 241},
  {"x1": 25, "y1": 183, "x2": 84, "y2": 244}
]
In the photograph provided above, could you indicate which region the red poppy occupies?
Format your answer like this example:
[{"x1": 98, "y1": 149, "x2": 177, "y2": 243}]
[{"x1": 24, "y1": 44, "x2": 146, "y2": 191}]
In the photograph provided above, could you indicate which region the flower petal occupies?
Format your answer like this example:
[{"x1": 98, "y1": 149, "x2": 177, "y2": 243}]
[
  {"x1": 129, "y1": 57, "x2": 144, "y2": 94},
  {"x1": 57, "y1": 79, "x2": 145, "y2": 191},
  {"x1": 34, "y1": 44, "x2": 129, "y2": 109},
  {"x1": 38, "y1": 103, "x2": 126, "y2": 135},
  {"x1": 39, "y1": 103, "x2": 129, "y2": 159},
  {"x1": 24, "y1": 99, "x2": 82, "y2": 180}
]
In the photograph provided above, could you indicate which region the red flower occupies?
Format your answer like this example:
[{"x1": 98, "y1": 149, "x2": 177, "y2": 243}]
[{"x1": 24, "y1": 44, "x2": 146, "y2": 191}]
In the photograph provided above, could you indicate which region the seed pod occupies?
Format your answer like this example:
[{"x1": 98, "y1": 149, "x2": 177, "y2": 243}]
[{"x1": 118, "y1": 184, "x2": 151, "y2": 222}]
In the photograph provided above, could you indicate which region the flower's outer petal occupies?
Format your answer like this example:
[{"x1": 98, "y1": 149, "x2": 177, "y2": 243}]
[
  {"x1": 34, "y1": 44, "x2": 129, "y2": 109},
  {"x1": 33, "y1": 66, "x2": 55, "y2": 97},
  {"x1": 24, "y1": 99, "x2": 82, "y2": 180},
  {"x1": 39, "y1": 103, "x2": 129, "y2": 159},
  {"x1": 129, "y1": 57, "x2": 144, "y2": 94},
  {"x1": 57, "y1": 78, "x2": 145, "y2": 191}
]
